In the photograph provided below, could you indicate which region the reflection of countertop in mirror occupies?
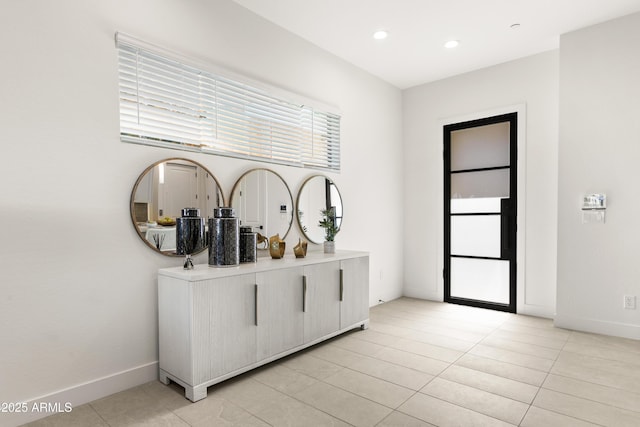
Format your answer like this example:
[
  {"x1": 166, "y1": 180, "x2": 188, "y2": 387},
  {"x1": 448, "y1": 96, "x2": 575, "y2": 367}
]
[
  {"x1": 159, "y1": 250, "x2": 369, "y2": 281},
  {"x1": 136, "y1": 223, "x2": 160, "y2": 233},
  {"x1": 145, "y1": 226, "x2": 177, "y2": 251}
]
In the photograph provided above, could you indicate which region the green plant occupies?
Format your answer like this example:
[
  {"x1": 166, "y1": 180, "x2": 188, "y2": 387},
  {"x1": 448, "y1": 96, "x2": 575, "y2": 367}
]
[{"x1": 318, "y1": 208, "x2": 339, "y2": 242}]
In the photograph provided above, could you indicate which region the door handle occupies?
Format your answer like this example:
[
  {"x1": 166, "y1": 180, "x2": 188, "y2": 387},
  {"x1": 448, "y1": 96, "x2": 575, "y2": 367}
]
[
  {"x1": 302, "y1": 275, "x2": 307, "y2": 313},
  {"x1": 339, "y1": 269, "x2": 344, "y2": 301},
  {"x1": 254, "y1": 284, "x2": 258, "y2": 326},
  {"x1": 500, "y1": 198, "x2": 513, "y2": 259}
]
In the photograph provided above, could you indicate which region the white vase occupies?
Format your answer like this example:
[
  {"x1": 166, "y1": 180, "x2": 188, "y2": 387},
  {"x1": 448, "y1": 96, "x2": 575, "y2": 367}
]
[{"x1": 323, "y1": 241, "x2": 335, "y2": 254}]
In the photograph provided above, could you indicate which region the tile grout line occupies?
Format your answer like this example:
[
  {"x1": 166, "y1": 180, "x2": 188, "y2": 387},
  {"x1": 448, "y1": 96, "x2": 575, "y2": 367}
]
[
  {"x1": 395, "y1": 310, "x2": 531, "y2": 426},
  {"x1": 315, "y1": 335, "x2": 449, "y2": 380},
  {"x1": 87, "y1": 402, "x2": 111, "y2": 427},
  {"x1": 430, "y1": 311, "x2": 531, "y2": 426},
  {"x1": 517, "y1": 327, "x2": 577, "y2": 426},
  {"x1": 308, "y1": 313, "x2": 487, "y2": 425},
  {"x1": 250, "y1": 333, "x2": 405, "y2": 426},
  {"x1": 370, "y1": 305, "x2": 450, "y2": 426}
]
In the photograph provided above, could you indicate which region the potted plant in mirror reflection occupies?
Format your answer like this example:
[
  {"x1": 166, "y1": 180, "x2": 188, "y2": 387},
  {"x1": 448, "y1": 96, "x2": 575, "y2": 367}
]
[{"x1": 318, "y1": 207, "x2": 339, "y2": 254}]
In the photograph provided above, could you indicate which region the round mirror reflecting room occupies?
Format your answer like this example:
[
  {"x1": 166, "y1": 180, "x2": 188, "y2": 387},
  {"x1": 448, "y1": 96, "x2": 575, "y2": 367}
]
[
  {"x1": 229, "y1": 168, "x2": 294, "y2": 243},
  {"x1": 296, "y1": 175, "x2": 343, "y2": 244},
  {"x1": 130, "y1": 158, "x2": 225, "y2": 256}
]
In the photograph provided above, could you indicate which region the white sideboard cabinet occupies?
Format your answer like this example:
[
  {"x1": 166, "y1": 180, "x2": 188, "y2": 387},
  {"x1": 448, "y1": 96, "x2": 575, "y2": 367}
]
[{"x1": 158, "y1": 250, "x2": 369, "y2": 401}]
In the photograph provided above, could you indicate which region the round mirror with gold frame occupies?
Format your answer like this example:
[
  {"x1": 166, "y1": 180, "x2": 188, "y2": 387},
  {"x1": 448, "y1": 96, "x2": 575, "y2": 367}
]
[
  {"x1": 296, "y1": 175, "x2": 343, "y2": 244},
  {"x1": 130, "y1": 158, "x2": 225, "y2": 256},
  {"x1": 229, "y1": 168, "x2": 294, "y2": 241}
]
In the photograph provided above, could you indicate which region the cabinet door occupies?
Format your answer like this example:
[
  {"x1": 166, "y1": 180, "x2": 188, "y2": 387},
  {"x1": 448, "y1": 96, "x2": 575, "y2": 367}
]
[
  {"x1": 192, "y1": 274, "x2": 257, "y2": 384},
  {"x1": 256, "y1": 267, "x2": 304, "y2": 359},
  {"x1": 303, "y1": 261, "x2": 341, "y2": 343},
  {"x1": 340, "y1": 257, "x2": 370, "y2": 329}
]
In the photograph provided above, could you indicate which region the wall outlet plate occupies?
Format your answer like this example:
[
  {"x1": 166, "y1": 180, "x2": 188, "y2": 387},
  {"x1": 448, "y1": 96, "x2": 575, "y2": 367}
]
[{"x1": 623, "y1": 295, "x2": 636, "y2": 310}]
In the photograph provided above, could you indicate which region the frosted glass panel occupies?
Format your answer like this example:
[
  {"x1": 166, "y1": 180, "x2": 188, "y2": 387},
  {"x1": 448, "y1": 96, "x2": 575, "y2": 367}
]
[
  {"x1": 450, "y1": 258, "x2": 509, "y2": 304},
  {"x1": 451, "y1": 169, "x2": 509, "y2": 199},
  {"x1": 451, "y1": 122, "x2": 510, "y2": 170},
  {"x1": 451, "y1": 216, "x2": 501, "y2": 257},
  {"x1": 451, "y1": 197, "x2": 502, "y2": 214}
]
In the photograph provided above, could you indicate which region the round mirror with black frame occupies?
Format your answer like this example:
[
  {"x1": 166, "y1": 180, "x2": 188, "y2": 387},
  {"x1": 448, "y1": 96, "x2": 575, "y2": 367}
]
[
  {"x1": 296, "y1": 175, "x2": 343, "y2": 244},
  {"x1": 130, "y1": 158, "x2": 225, "y2": 256},
  {"x1": 229, "y1": 168, "x2": 294, "y2": 242}
]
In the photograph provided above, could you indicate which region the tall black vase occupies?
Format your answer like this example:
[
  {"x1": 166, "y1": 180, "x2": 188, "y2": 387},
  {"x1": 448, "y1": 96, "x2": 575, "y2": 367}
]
[
  {"x1": 239, "y1": 226, "x2": 257, "y2": 263},
  {"x1": 208, "y1": 207, "x2": 239, "y2": 267}
]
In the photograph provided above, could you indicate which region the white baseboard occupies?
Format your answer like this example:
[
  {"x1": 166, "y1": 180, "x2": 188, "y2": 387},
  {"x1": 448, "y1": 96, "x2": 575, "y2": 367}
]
[
  {"x1": 518, "y1": 303, "x2": 555, "y2": 319},
  {"x1": 554, "y1": 314, "x2": 640, "y2": 340},
  {"x1": 3, "y1": 362, "x2": 158, "y2": 427},
  {"x1": 402, "y1": 289, "x2": 443, "y2": 302}
]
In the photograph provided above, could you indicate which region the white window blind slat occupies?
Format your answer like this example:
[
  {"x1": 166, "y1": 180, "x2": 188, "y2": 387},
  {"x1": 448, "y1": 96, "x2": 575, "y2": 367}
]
[{"x1": 117, "y1": 34, "x2": 340, "y2": 171}]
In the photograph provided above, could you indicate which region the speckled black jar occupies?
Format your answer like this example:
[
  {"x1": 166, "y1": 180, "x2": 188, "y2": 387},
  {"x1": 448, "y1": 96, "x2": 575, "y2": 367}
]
[
  {"x1": 176, "y1": 208, "x2": 205, "y2": 256},
  {"x1": 208, "y1": 207, "x2": 239, "y2": 267},
  {"x1": 213, "y1": 207, "x2": 236, "y2": 219},
  {"x1": 239, "y1": 226, "x2": 257, "y2": 263}
]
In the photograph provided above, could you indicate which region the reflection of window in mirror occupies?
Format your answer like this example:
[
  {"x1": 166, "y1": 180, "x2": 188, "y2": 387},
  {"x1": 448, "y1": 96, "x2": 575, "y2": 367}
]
[{"x1": 133, "y1": 203, "x2": 148, "y2": 223}]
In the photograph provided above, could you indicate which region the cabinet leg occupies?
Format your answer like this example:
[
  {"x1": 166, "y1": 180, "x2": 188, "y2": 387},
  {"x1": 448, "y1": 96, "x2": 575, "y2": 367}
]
[
  {"x1": 159, "y1": 370, "x2": 170, "y2": 385},
  {"x1": 360, "y1": 319, "x2": 370, "y2": 330},
  {"x1": 185, "y1": 385, "x2": 207, "y2": 402}
]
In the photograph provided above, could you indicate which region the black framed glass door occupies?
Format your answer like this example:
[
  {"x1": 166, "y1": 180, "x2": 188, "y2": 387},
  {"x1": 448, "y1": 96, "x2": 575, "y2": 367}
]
[{"x1": 444, "y1": 113, "x2": 517, "y2": 313}]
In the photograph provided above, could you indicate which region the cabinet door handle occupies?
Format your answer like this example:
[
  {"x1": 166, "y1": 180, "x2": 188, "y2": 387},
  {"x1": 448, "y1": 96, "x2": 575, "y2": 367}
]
[
  {"x1": 254, "y1": 284, "x2": 258, "y2": 326},
  {"x1": 302, "y1": 275, "x2": 307, "y2": 312},
  {"x1": 339, "y1": 269, "x2": 344, "y2": 301}
]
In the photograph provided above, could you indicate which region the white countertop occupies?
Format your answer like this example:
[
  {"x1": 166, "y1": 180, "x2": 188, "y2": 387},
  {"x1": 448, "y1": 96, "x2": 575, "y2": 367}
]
[{"x1": 159, "y1": 250, "x2": 369, "y2": 281}]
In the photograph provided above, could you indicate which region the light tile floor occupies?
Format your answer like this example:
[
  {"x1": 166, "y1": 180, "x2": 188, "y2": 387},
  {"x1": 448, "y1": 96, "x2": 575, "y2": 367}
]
[{"x1": 24, "y1": 297, "x2": 640, "y2": 426}]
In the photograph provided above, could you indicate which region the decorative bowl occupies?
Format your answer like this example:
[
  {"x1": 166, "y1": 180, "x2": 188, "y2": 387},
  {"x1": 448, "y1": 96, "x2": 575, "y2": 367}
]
[{"x1": 157, "y1": 217, "x2": 176, "y2": 226}]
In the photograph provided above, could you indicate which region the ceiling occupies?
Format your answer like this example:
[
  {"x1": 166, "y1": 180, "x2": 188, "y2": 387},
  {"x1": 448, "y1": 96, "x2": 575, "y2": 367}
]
[{"x1": 232, "y1": 0, "x2": 640, "y2": 89}]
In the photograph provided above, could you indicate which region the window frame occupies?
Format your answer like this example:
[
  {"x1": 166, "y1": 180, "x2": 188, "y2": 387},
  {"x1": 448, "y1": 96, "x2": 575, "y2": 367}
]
[{"x1": 116, "y1": 33, "x2": 341, "y2": 171}]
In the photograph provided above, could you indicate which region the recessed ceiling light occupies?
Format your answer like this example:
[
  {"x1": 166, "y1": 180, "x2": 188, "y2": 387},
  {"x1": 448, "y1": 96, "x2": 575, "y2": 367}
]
[
  {"x1": 373, "y1": 30, "x2": 388, "y2": 40},
  {"x1": 444, "y1": 40, "x2": 459, "y2": 49}
]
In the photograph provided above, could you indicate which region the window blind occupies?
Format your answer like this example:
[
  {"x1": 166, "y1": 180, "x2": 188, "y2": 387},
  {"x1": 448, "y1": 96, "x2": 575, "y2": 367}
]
[{"x1": 117, "y1": 34, "x2": 341, "y2": 171}]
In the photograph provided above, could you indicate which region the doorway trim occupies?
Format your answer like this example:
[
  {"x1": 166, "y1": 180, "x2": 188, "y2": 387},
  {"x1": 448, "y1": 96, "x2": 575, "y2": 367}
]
[
  {"x1": 444, "y1": 113, "x2": 517, "y2": 312},
  {"x1": 437, "y1": 104, "x2": 526, "y2": 313}
]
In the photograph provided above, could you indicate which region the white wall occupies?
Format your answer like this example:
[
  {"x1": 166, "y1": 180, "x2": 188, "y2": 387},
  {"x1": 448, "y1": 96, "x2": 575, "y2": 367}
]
[
  {"x1": 0, "y1": 0, "x2": 403, "y2": 424},
  {"x1": 402, "y1": 50, "x2": 559, "y2": 317},
  {"x1": 556, "y1": 12, "x2": 640, "y2": 339}
]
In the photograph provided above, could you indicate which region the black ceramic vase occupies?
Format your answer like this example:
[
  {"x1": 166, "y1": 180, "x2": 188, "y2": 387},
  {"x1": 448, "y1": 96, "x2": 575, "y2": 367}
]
[
  {"x1": 239, "y1": 226, "x2": 257, "y2": 263},
  {"x1": 208, "y1": 207, "x2": 240, "y2": 267}
]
